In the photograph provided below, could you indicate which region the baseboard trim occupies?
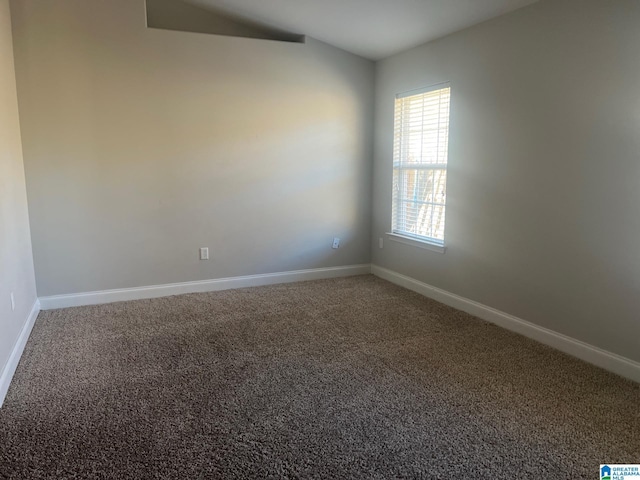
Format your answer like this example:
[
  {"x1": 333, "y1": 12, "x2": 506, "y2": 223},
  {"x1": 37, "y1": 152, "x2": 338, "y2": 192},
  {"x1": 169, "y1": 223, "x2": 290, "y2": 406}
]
[
  {"x1": 0, "y1": 300, "x2": 41, "y2": 407},
  {"x1": 371, "y1": 265, "x2": 640, "y2": 383},
  {"x1": 39, "y1": 264, "x2": 372, "y2": 310}
]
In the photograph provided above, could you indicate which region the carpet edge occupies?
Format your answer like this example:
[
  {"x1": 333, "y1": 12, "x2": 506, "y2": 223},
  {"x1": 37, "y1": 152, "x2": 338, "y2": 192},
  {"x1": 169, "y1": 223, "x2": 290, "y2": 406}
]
[
  {"x1": 371, "y1": 264, "x2": 640, "y2": 384},
  {"x1": 38, "y1": 264, "x2": 373, "y2": 310},
  {"x1": 0, "y1": 299, "x2": 40, "y2": 407}
]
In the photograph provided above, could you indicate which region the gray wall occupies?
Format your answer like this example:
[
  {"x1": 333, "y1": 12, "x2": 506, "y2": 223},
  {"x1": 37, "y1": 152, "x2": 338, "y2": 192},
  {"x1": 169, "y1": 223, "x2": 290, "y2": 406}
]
[
  {"x1": 11, "y1": 0, "x2": 374, "y2": 297},
  {"x1": 372, "y1": 0, "x2": 640, "y2": 362},
  {"x1": 0, "y1": 0, "x2": 37, "y2": 376}
]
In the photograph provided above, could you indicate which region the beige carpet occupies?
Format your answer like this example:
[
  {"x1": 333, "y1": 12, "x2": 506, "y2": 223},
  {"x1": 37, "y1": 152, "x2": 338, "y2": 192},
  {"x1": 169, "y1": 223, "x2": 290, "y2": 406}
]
[{"x1": 0, "y1": 275, "x2": 638, "y2": 479}]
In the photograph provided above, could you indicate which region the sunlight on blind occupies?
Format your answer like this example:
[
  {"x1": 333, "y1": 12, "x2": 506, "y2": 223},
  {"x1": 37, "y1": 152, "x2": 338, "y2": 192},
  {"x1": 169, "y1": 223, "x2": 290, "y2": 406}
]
[{"x1": 392, "y1": 85, "x2": 450, "y2": 244}]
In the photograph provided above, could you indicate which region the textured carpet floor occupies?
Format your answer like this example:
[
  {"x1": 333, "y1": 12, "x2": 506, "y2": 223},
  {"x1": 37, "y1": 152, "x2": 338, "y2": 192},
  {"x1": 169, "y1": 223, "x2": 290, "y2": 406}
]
[{"x1": 0, "y1": 275, "x2": 638, "y2": 479}]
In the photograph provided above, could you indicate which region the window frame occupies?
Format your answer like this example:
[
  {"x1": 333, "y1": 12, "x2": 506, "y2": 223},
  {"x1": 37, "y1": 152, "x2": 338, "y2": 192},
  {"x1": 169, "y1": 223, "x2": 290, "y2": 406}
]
[{"x1": 389, "y1": 82, "x2": 451, "y2": 252}]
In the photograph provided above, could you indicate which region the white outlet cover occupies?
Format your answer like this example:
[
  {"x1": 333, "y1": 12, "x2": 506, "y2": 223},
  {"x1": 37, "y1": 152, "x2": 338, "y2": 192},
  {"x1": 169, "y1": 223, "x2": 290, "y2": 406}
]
[
  {"x1": 332, "y1": 238, "x2": 340, "y2": 249},
  {"x1": 200, "y1": 247, "x2": 209, "y2": 260},
  {"x1": 10, "y1": 292, "x2": 15, "y2": 311}
]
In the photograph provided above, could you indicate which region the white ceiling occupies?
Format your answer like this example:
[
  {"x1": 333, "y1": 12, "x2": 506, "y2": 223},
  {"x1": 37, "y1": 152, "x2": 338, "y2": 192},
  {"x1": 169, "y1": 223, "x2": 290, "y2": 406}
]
[{"x1": 186, "y1": 0, "x2": 539, "y2": 60}]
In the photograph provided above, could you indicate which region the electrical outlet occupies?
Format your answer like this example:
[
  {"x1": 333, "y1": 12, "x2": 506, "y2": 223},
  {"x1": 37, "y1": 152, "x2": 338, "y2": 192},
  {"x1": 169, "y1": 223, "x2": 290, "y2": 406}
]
[
  {"x1": 199, "y1": 247, "x2": 209, "y2": 260},
  {"x1": 10, "y1": 292, "x2": 15, "y2": 311},
  {"x1": 379, "y1": 237, "x2": 384, "y2": 249},
  {"x1": 332, "y1": 237, "x2": 340, "y2": 249}
]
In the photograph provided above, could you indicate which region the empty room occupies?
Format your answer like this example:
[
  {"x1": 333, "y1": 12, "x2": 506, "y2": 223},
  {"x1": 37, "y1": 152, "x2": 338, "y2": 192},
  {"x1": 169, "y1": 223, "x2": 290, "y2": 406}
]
[{"x1": 1, "y1": 0, "x2": 638, "y2": 478}]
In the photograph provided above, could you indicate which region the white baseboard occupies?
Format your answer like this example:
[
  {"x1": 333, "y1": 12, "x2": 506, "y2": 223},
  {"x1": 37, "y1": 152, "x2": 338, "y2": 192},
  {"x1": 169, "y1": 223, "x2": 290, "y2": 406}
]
[
  {"x1": 33, "y1": 263, "x2": 639, "y2": 385},
  {"x1": 39, "y1": 264, "x2": 372, "y2": 310},
  {"x1": 371, "y1": 265, "x2": 640, "y2": 383},
  {"x1": 0, "y1": 300, "x2": 41, "y2": 407}
]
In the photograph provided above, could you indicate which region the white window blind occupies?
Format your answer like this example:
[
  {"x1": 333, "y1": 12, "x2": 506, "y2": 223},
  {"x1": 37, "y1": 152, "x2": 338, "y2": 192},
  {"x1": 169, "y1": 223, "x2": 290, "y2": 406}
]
[{"x1": 392, "y1": 84, "x2": 451, "y2": 245}]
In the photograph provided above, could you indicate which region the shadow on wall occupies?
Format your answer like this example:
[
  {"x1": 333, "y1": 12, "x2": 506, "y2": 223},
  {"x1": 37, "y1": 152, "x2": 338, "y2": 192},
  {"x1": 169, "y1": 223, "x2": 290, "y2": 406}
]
[{"x1": 145, "y1": 0, "x2": 305, "y2": 43}]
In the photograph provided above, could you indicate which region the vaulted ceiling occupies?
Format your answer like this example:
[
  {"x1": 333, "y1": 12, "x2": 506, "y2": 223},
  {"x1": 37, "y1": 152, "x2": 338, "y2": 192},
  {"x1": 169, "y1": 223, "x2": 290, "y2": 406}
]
[{"x1": 186, "y1": 0, "x2": 539, "y2": 60}]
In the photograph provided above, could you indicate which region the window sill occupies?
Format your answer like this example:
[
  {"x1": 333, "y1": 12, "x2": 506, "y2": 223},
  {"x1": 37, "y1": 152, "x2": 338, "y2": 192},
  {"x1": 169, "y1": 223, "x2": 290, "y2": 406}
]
[{"x1": 386, "y1": 233, "x2": 447, "y2": 254}]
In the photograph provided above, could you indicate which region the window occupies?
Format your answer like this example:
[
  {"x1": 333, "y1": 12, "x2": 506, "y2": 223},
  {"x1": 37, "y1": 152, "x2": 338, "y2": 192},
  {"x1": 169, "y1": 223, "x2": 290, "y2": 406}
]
[{"x1": 392, "y1": 83, "x2": 450, "y2": 247}]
